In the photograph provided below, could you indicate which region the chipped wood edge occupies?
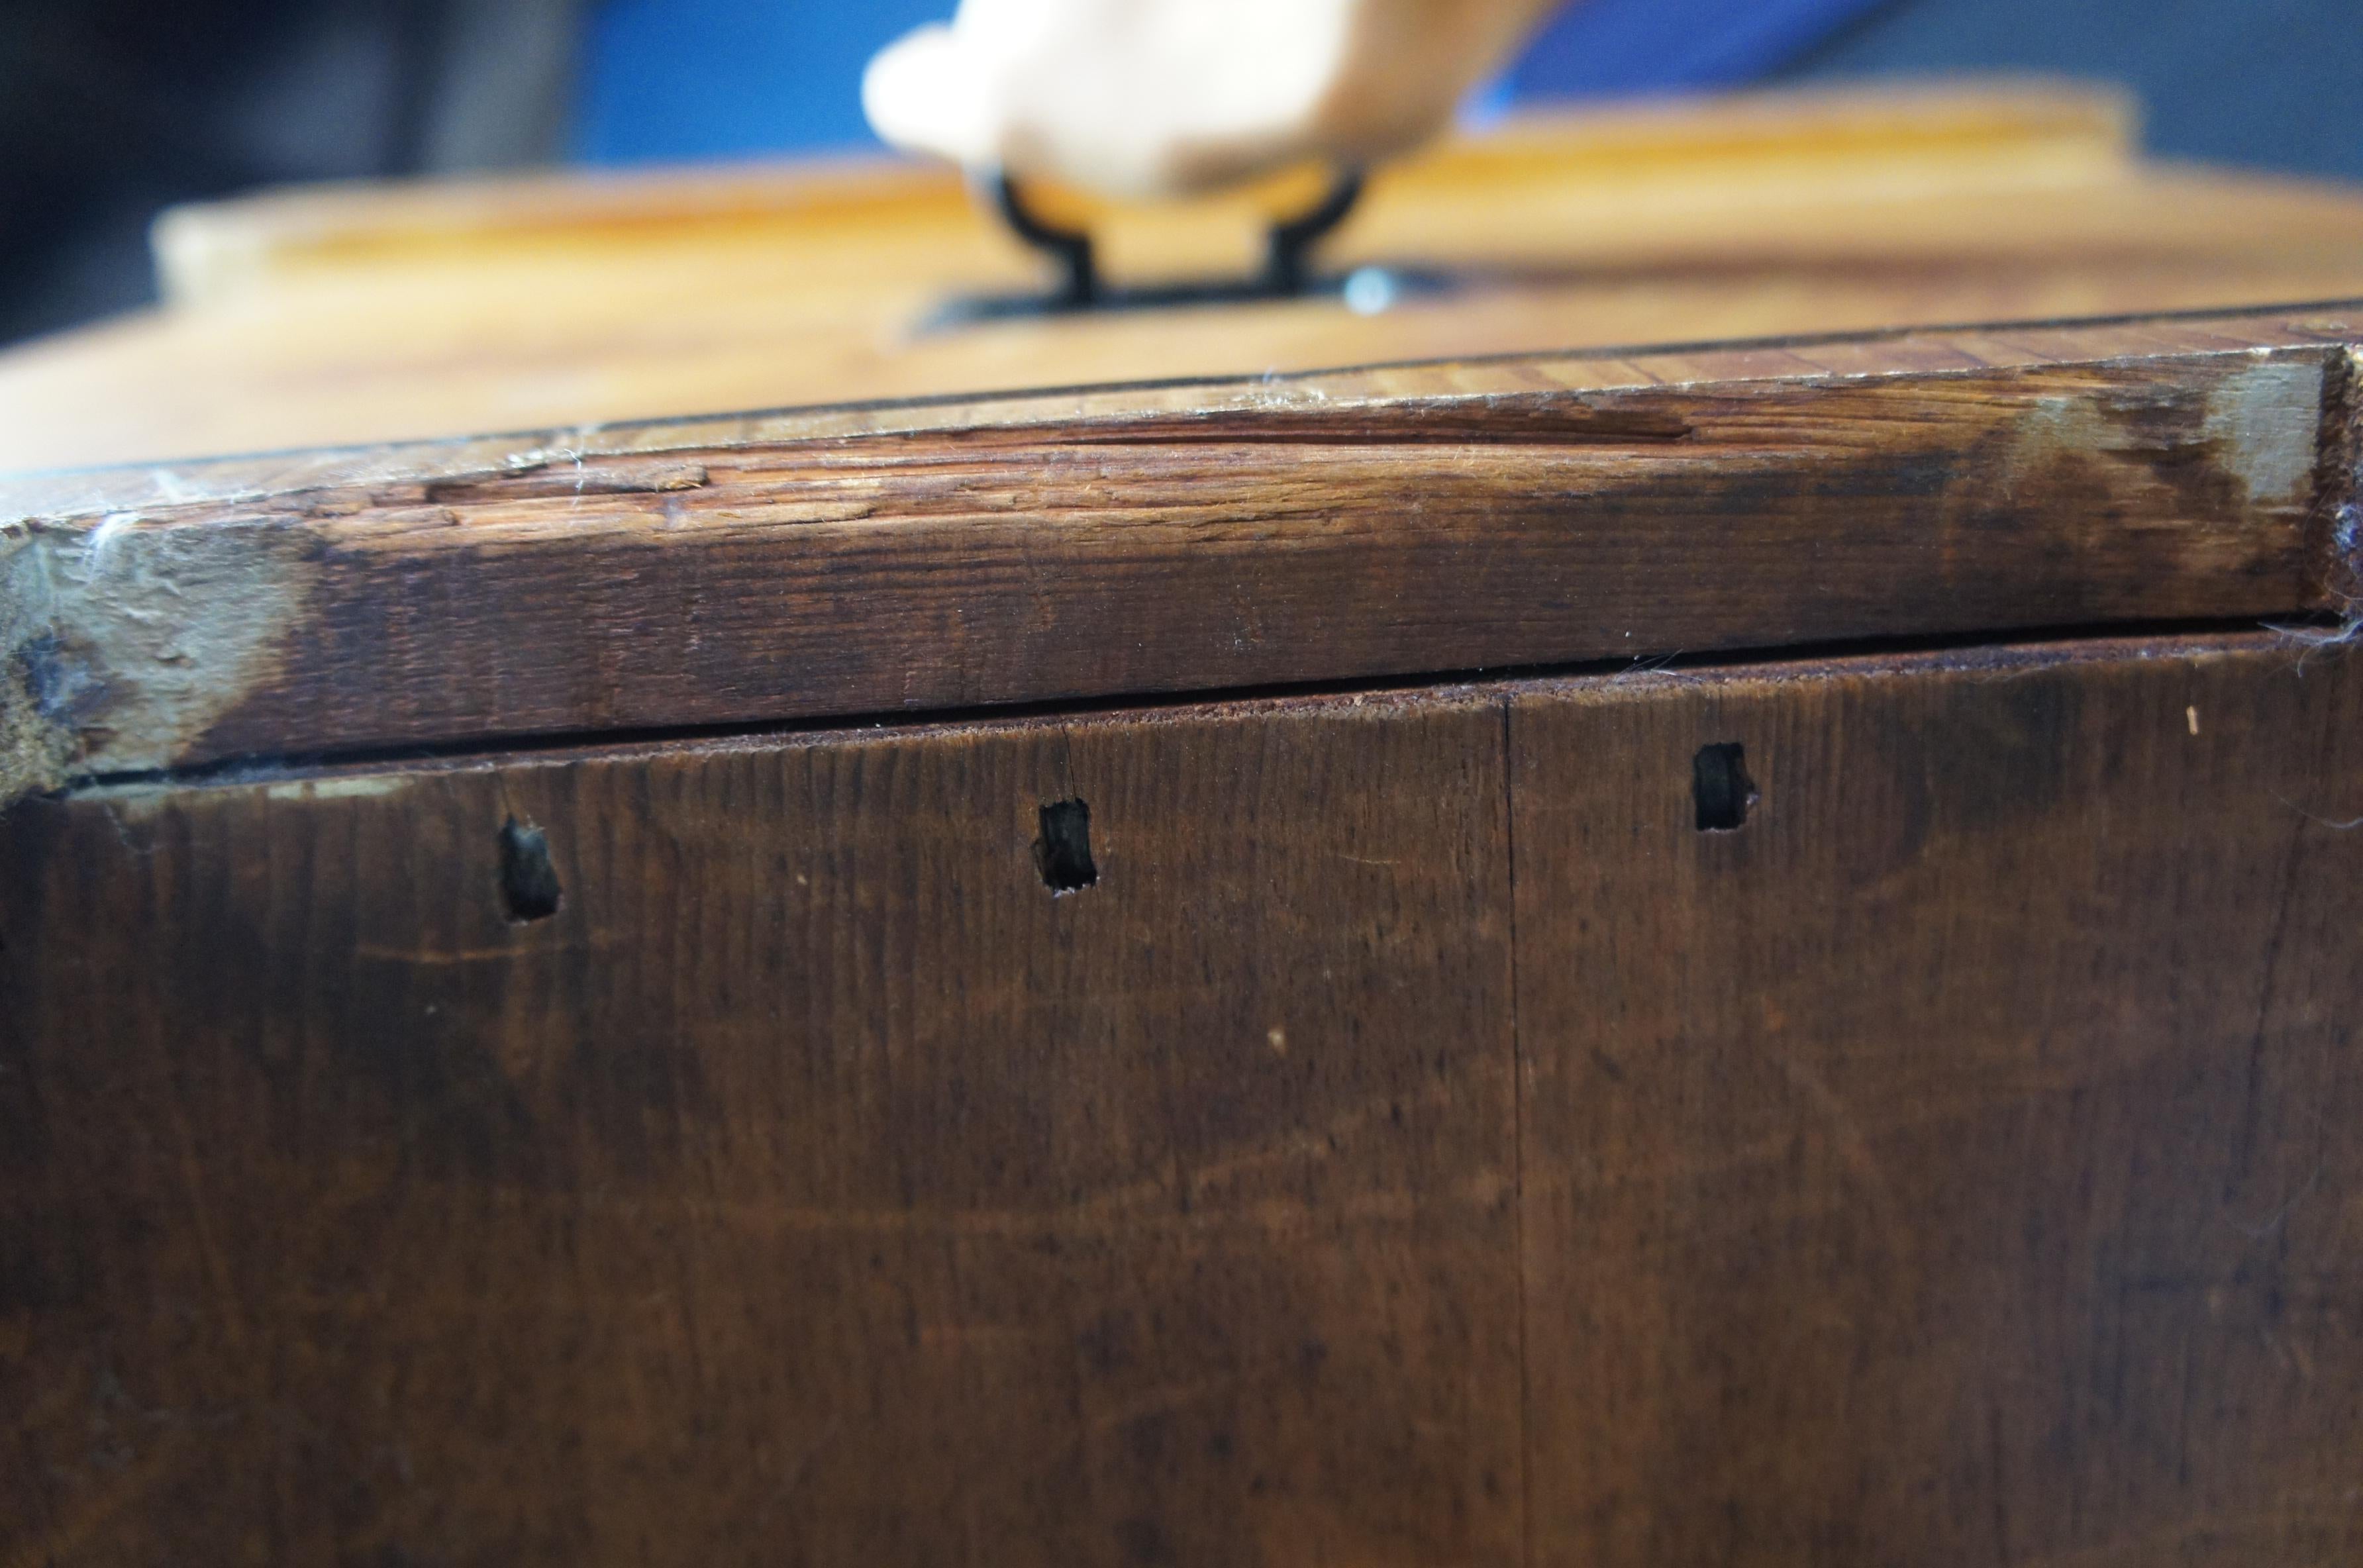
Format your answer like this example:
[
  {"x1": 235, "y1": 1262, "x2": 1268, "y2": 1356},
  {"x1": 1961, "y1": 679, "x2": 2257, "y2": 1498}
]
[{"x1": 2319, "y1": 346, "x2": 2363, "y2": 610}]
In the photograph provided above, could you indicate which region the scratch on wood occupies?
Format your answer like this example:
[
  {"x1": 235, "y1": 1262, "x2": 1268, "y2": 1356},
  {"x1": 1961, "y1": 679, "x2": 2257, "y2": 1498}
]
[{"x1": 426, "y1": 458, "x2": 712, "y2": 502}]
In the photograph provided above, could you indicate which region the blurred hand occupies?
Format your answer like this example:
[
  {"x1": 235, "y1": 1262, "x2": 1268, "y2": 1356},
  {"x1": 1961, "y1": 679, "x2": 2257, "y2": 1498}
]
[{"x1": 862, "y1": 0, "x2": 1566, "y2": 198}]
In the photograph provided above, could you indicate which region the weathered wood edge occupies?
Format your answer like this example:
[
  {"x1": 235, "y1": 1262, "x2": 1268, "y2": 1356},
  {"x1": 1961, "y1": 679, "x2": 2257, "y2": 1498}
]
[
  {"x1": 2322, "y1": 344, "x2": 2363, "y2": 608},
  {"x1": 3, "y1": 304, "x2": 2355, "y2": 518},
  {"x1": 2, "y1": 307, "x2": 2359, "y2": 807}
]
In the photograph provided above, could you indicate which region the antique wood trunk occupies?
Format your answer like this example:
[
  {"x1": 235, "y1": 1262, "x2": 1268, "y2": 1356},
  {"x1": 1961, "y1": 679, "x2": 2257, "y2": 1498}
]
[{"x1": 3, "y1": 86, "x2": 2361, "y2": 1565}]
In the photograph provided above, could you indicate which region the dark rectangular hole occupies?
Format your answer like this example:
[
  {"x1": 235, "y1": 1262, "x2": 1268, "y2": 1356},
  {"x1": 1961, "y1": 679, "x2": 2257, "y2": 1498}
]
[
  {"x1": 1693, "y1": 744, "x2": 1757, "y2": 832},
  {"x1": 499, "y1": 818, "x2": 564, "y2": 922},
  {"x1": 1035, "y1": 799, "x2": 1097, "y2": 894}
]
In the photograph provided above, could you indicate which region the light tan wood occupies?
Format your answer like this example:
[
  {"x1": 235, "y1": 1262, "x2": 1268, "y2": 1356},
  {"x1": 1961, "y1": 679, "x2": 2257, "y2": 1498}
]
[
  {"x1": 149, "y1": 79, "x2": 2142, "y2": 306},
  {"x1": 9, "y1": 81, "x2": 2363, "y2": 472}
]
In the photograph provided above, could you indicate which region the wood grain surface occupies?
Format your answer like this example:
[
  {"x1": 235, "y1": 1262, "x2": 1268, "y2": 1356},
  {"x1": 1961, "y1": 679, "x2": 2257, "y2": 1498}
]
[
  {"x1": 1509, "y1": 641, "x2": 2363, "y2": 1565},
  {"x1": 4, "y1": 673, "x2": 1529, "y2": 1565},
  {"x1": 13, "y1": 83, "x2": 2363, "y2": 471},
  {"x1": 3, "y1": 630, "x2": 2357, "y2": 1565},
  {"x1": 9, "y1": 83, "x2": 2357, "y2": 1568},
  {"x1": 4, "y1": 308, "x2": 2359, "y2": 806}
]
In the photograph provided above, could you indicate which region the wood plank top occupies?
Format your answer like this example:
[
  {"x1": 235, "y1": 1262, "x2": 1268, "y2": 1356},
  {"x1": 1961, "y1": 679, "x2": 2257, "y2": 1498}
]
[{"x1": 3, "y1": 305, "x2": 2360, "y2": 808}]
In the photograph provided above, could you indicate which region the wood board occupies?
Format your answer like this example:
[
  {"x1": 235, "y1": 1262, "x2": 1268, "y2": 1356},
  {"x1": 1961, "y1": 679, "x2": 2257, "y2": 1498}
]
[
  {"x1": 4, "y1": 307, "x2": 2360, "y2": 806},
  {"x1": 3, "y1": 632, "x2": 2358, "y2": 1564}
]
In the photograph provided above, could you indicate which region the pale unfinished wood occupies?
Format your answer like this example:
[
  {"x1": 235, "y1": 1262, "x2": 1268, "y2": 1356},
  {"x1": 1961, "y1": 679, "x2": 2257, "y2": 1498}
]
[{"x1": 152, "y1": 81, "x2": 2144, "y2": 308}]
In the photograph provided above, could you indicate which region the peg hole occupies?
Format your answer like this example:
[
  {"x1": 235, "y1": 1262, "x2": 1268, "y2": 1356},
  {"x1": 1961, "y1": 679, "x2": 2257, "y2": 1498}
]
[
  {"x1": 1693, "y1": 744, "x2": 1757, "y2": 833},
  {"x1": 1035, "y1": 799, "x2": 1098, "y2": 895},
  {"x1": 499, "y1": 818, "x2": 564, "y2": 922}
]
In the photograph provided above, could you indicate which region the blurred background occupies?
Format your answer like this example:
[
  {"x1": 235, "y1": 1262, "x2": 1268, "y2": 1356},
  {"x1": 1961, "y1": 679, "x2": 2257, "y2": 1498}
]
[{"x1": 2, "y1": 0, "x2": 2357, "y2": 348}]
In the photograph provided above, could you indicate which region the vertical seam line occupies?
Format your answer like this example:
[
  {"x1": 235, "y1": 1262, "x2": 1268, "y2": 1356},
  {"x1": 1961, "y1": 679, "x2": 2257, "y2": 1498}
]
[{"x1": 1501, "y1": 693, "x2": 1533, "y2": 1568}]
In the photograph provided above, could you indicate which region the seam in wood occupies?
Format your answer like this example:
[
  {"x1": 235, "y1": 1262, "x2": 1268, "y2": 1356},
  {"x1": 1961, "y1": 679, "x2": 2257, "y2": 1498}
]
[
  {"x1": 1048, "y1": 403, "x2": 1697, "y2": 446},
  {"x1": 36, "y1": 620, "x2": 2325, "y2": 809},
  {"x1": 1501, "y1": 693, "x2": 1534, "y2": 1568}
]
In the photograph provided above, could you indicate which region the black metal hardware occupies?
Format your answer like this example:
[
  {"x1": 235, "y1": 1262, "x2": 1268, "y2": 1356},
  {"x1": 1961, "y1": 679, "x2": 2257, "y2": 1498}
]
[
  {"x1": 934, "y1": 166, "x2": 1425, "y2": 326},
  {"x1": 1262, "y1": 169, "x2": 1364, "y2": 295},
  {"x1": 991, "y1": 172, "x2": 1099, "y2": 309}
]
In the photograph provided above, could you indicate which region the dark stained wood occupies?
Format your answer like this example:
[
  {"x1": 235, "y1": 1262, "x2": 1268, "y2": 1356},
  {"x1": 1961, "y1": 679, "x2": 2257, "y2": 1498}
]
[
  {"x1": 3, "y1": 308, "x2": 2360, "y2": 801},
  {"x1": 4, "y1": 631, "x2": 2359, "y2": 1565},
  {"x1": 1509, "y1": 637, "x2": 2363, "y2": 1566},
  {"x1": 0, "y1": 690, "x2": 1525, "y2": 1565}
]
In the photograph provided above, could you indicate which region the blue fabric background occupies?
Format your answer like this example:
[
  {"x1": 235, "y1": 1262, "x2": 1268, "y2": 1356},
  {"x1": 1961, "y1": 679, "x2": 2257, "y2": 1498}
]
[
  {"x1": 576, "y1": 0, "x2": 1889, "y2": 164},
  {"x1": 576, "y1": 0, "x2": 2363, "y2": 180},
  {"x1": 1507, "y1": 0, "x2": 1885, "y2": 97},
  {"x1": 580, "y1": 0, "x2": 948, "y2": 162}
]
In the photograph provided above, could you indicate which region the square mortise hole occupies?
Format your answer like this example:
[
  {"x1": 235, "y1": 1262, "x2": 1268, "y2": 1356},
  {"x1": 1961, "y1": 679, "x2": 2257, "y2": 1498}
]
[
  {"x1": 1034, "y1": 799, "x2": 1097, "y2": 894},
  {"x1": 1693, "y1": 744, "x2": 1756, "y2": 832},
  {"x1": 499, "y1": 818, "x2": 564, "y2": 922}
]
